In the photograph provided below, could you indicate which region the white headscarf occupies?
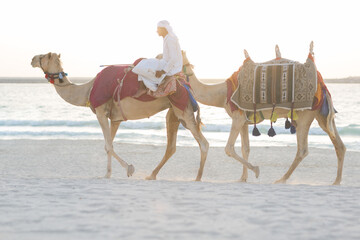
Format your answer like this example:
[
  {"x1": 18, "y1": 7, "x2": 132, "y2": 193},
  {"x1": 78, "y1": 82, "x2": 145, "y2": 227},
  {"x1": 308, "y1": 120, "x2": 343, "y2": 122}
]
[{"x1": 157, "y1": 20, "x2": 178, "y2": 39}]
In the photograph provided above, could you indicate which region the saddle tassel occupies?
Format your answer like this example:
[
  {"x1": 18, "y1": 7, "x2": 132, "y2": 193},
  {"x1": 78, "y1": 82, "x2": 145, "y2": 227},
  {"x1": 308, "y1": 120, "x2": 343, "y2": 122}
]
[
  {"x1": 268, "y1": 104, "x2": 276, "y2": 137},
  {"x1": 290, "y1": 102, "x2": 296, "y2": 134},
  {"x1": 252, "y1": 103, "x2": 261, "y2": 136},
  {"x1": 285, "y1": 118, "x2": 291, "y2": 129}
]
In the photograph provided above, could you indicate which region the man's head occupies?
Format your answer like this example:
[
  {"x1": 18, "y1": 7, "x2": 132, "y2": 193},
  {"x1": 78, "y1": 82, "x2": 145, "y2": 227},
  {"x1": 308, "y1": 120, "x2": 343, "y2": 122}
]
[
  {"x1": 157, "y1": 27, "x2": 168, "y2": 37},
  {"x1": 157, "y1": 20, "x2": 177, "y2": 39}
]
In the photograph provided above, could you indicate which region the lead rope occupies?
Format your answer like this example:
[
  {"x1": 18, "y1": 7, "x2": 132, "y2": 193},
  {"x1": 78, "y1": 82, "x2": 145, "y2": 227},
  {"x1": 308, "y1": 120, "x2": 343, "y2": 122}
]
[{"x1": 112, "y1": 68, "x2": 131, "y2": 121}]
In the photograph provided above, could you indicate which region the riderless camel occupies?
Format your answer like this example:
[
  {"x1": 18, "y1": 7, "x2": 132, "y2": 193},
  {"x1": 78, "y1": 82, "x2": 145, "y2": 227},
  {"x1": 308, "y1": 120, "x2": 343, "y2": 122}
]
[{"x1": 181, "y1": 43, "x2": 345, "y2": 185}]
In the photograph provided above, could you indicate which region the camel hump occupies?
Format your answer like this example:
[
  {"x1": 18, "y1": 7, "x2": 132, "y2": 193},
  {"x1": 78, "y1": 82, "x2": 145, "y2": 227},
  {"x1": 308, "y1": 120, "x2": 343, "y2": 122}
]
[
  {"x1": 275, "y1": 45, "x2": 281, "y2": 59},
  {"x1": 244, "y1": 49, "x2": 250, "y2": 59},
  {"x1": 309, "y1": 41, "x2": 314, "y2": 56}
]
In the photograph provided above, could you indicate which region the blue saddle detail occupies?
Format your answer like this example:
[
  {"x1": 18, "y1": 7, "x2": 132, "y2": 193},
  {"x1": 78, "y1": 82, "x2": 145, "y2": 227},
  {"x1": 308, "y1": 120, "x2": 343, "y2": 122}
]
[{"x1": 183, "y1": 84, "x2": 198, "y2": 112}]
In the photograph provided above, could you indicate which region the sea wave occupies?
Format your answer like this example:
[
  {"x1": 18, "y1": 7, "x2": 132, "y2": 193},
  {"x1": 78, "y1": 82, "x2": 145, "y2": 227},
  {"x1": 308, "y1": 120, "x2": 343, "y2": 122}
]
[
  {"x1": 0, "y1": 119, "x2": 165, "y2": 130},
  {"x1": 0, "y1": 120, "x2": 98, "y2": 127},
  {"x1": 1, "y1": 120, "x2": 360, "y2": 136}
]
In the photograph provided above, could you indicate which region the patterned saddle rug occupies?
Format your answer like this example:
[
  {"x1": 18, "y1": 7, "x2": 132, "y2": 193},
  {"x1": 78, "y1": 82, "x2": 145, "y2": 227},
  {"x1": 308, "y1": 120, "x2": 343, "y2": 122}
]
[{"x1": 231, "y1": 55, "x2": 317, "y2": 112}]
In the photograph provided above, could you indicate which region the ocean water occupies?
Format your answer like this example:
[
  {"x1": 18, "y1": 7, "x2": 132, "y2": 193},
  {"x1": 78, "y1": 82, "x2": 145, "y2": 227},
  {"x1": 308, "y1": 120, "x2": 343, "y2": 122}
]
[{"x1": 0, "y1": 83, "x2": 359, "y2": 151}]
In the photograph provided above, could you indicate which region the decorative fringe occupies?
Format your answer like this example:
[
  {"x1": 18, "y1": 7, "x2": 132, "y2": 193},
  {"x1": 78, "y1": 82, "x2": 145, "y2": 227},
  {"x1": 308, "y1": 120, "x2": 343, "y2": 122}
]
[
  {"x1": 271, "y1": 112, "x2": 278, "y2": 123},
  {"x1": 287, "y1": 110, "x2": 298, "y2": 121},
  {"x1": 285, "y1": 118, "x2": 291, "y2": 129}
]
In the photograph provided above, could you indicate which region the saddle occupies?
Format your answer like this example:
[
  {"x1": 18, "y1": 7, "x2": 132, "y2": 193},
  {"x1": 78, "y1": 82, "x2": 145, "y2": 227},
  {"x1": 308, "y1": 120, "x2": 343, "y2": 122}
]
[
  {"x1": 229, "y1": 43, "x2": 334, "y2": 137},
  {"x1": 231, "y1": 56, "x2": 317, "y2": 112},
  {"x1": 148, "y1": 73, "x2": 183, "y2": 98},
  {"x1": 89, "y1": 60, "x2": 194, "y2": 117}
]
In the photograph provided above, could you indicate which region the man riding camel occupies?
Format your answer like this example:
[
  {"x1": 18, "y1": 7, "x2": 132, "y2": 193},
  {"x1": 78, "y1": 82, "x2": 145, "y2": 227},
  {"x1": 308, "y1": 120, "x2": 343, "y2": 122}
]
[{"x1": 133, "y1": 20, "x2": 183, "y2": 97}]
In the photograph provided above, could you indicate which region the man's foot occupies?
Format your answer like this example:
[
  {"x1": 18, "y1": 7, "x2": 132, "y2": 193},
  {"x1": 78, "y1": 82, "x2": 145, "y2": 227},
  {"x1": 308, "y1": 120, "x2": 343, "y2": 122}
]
[{"x1": 133, "y1": 82, "x2": 147, "y2": 98}]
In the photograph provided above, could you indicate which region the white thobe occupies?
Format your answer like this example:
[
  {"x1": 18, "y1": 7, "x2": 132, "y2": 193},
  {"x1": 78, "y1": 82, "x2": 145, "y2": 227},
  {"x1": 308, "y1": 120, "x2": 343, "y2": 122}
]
[
  {"x1": 160, "y1": 34, "x2": 183, "y2": 76},
  {"x1": 132, "y1": 34, "x2": 183, "y2": 91}
]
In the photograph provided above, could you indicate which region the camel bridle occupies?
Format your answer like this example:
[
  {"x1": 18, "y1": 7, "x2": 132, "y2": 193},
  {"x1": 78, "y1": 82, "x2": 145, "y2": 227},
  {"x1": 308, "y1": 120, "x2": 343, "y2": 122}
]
[
  {"x1": 39, "y1": 55, "x2": 71, "y2": 87},
  {"x1": 182, "y1": 63, "x2": 194, "y2": 83}
]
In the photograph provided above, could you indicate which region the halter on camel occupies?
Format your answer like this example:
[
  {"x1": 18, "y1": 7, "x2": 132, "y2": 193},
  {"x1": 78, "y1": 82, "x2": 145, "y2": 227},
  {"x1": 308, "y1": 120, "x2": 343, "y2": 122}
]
[{"x1": 39, "y1": 55, "x2": 70, "y2": 86}]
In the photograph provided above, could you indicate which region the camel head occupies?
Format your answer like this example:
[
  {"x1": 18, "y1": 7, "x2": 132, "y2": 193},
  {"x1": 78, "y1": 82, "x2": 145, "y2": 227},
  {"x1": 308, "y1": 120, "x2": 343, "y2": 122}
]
[
  {"x1": 31, "y1": 52, "x2": 63, "y2": 74},
  {"x1": 31, "y1": 52, "x2": 68, "y2": 84},
  {"x1": 181, "y1": 50, "x2": 194, "y2": 76}
]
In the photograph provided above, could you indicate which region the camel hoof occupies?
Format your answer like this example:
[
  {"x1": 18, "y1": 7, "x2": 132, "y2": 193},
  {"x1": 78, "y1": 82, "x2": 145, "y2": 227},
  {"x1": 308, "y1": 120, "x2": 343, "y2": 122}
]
[
  {"x1": 145, "y1": 175, "x2": 156, "y2": 180},
  {"x1": 239, "y1": 177, "x2": 247, "y2": 183},
  {"x1": 127, "y1": 165, "x2": 135, "y2": 177},
  {"x1": 104, "y1": 172, "x2": 111, "y2": 178},
  {"x1": 195, "y1": 178, "x2": 202, "y2": 182},
  {"x1": 254, "y1": 166, "x2": 260, "y2": 178},
  {"x1": 274, "y1": 178, "x2": 286, "y2": 184},
  {"x1": 332, "y1": 180, "x2": 341, "y2": 185}
]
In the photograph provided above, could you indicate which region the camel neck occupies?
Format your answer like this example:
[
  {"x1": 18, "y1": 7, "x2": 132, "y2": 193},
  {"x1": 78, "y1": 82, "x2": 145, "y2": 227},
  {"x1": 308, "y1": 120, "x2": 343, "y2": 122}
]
[
  {"x1": 53, "y1": 77, "x2": 94, "y2": 107},
  {"x1": 187, "y1": 74, "x2": 227, "y2": 108}
]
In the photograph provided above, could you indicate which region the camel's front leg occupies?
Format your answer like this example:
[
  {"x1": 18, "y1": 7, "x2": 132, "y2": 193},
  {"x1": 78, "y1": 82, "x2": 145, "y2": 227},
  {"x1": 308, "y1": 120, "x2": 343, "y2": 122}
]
[
  {"x1": 274, "y1": 113, "x2": 315, "y2": 184},
  {"x1": 146, "y1": 108, "x2": 180, "y2": 180},
  {"x1": 96, "y1": 111, "x2": 113, "y2": 178},
  {"x1": 189, "y1": 122, "x2": 209, "y2": 181},
  {"x1": 110, "y1": 121, "x2": 135, "y2": 177},
  {"x1": 239, "y1": 123, "x2": 250, "y2": 182},
  {"x1": 175, "y1": 105, "x2": 209, "y2": 181},
  {"x1": 96, "y1": 106, "x2": 134, "y2": 178}
]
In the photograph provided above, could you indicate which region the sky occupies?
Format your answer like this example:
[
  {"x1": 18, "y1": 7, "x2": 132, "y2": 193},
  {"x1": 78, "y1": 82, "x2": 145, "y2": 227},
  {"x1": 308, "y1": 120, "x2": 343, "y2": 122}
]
[{"x1": 1, "y1": 0, "x2": 360, "y2": 79}]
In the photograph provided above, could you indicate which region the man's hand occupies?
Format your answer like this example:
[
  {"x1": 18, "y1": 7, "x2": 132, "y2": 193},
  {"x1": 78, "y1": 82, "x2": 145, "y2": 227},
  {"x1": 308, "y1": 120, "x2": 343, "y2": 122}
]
[{"x1": 155, "y1": 70, "x2": 166, "y2": 78}]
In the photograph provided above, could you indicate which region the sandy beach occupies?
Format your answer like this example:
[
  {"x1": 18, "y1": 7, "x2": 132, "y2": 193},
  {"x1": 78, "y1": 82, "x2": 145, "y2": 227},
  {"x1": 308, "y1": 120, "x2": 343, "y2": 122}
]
[{"x1": 1, "y1": 139, "x2": 360, "y2": 239}]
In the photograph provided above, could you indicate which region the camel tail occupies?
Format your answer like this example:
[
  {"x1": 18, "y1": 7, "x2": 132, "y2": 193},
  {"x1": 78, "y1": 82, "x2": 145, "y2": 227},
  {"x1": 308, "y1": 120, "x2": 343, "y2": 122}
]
[{"x1": 195, "y1": 107, "x2": 203, "y2": 131}]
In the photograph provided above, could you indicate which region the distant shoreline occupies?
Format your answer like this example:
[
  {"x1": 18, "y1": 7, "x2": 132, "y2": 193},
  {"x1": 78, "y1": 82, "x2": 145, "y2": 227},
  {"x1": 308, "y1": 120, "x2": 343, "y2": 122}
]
[{"x1": 1, "y1": 77, "x2": 360, "y2": 84}]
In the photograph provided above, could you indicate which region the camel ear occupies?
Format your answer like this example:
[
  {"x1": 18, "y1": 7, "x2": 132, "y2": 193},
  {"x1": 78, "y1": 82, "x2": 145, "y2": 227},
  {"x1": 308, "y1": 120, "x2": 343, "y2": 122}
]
[
  {"x1": 47, "y1": 52, "x2": 52, "y2": 59},
  {"x1": 275, "y1": 45, "x2": 281, "y2": 59},
  {"x1": 244, "y1": 49, "x2": 250, "y2": 59},
  {"x1": 58, "y1": 53, "x2": 61, "y2": 58},
  {"x1": 309, "y1": 41, "x2": 314, "y2": 56}
]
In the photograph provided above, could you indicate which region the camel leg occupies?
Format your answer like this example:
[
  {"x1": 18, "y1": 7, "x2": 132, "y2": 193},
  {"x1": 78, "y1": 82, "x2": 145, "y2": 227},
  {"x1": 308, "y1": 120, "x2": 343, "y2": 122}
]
[
  {"x1": 110, "y1": 121, "x2": 135, "y2": 177},
  {"x1": 96, "y1": 107, "x2": 133, "y2": 178},
  {"x1": 275, "y1": 112, "x2": 315, "y2": 184},
  {"x1": 110, "y1": 121, "x2": 120, "y2": 142},
  {"x1": 146, "y1": 108, "x2": 180, "y2": 180},
  {"x1": 239, "y1": 123, "x2": 251, "y2": 181},
  {"x1": 316, "y1": 114, "x2": 346, "y2": 185},
  {"x1": 173, "y1": 105, "x2": 209, "y2": 181},
  {"x1": 225, "y1": 118, "x2": 259, "y2": 180}
]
